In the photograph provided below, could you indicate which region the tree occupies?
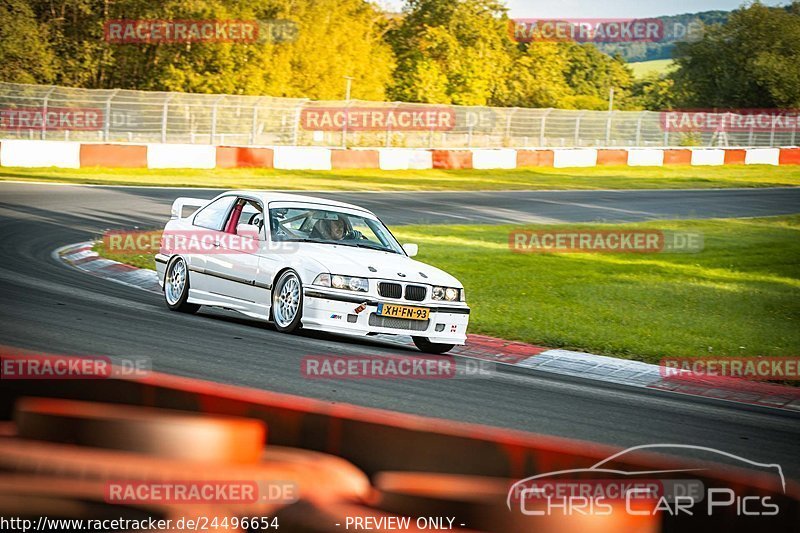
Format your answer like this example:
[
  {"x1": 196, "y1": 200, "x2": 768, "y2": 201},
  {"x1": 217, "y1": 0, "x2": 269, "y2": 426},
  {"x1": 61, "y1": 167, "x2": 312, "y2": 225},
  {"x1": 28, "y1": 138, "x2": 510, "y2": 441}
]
[
  {"x1": 498, "y1": 42, "x2": 571, "y2": 108},
  {"x1": 672, "y1": 2, "x2": 800, "y2": 108},
  {"x1": 17, "y1": 0, "x2": 394, "y2": 99},
  {"x1": 0, "y1": 0, "x2": 56, "y2": 83},
  {"x1": 387, "y1": 0, "x2": 514, "y2": 105},
  {"x1": 631, "y1": 74, "x2": 679, "y2": 110},
  {"x1": 560, "y1": 44, "x2": 636, "y2": 110}
]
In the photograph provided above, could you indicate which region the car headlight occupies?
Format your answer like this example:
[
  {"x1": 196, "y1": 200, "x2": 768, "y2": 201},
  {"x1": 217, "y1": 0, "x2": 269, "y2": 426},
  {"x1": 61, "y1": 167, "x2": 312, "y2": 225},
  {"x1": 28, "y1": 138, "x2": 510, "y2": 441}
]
[
  {"x1": 314, "y1": 273, "x2": 368, "y2": 292},
  {"x1": 432, "y1": 286, "x2": 461, "y2": 301}
]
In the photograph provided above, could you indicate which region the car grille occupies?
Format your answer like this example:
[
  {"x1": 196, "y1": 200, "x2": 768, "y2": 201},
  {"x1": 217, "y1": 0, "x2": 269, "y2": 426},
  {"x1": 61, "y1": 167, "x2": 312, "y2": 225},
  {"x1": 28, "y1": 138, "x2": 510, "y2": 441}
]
[
  {"x1": 369, "y1": 313, "x2": 429, "y2": 331},
  {"x1": 404, "y1": 285, "x2": 426, "y2": 301},
  {"x1": 378, "y1": 282, "x2": 402, "y2": 299}
]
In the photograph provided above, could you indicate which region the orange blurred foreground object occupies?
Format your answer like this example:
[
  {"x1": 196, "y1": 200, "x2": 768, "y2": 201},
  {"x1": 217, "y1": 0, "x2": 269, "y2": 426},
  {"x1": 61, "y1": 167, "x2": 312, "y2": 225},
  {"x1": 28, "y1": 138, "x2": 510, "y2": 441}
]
[{"x1": 15, "y1": 397, "x2": 265, "y2": 463}]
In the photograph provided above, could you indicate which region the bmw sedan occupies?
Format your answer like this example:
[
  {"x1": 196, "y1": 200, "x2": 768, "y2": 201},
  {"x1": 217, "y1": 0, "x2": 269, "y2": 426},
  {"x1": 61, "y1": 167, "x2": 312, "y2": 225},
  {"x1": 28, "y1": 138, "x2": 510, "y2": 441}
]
[{"x1": 155, "y1": 191, "x2": 469, "y2": 354}]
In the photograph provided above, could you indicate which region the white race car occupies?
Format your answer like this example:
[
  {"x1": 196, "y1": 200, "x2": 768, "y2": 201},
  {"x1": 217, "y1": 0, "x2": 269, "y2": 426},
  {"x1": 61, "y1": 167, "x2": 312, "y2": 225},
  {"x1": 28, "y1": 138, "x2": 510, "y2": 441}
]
[{"x1": 155, "y1": 191, "x2": 469, "y2": 354}]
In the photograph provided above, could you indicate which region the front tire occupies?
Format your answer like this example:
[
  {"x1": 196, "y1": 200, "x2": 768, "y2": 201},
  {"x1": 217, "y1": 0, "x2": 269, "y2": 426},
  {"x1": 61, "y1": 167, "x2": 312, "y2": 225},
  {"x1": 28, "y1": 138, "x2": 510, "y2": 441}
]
[
  {"x1": 272, "y1": 270, "x2": 303, "y2": 333},
  {"x1": 164, "y1": 256, "x2": 200, "y2": 314},
  {"x1": 412, "y1": 336, "x2": 455, "y2": 355}
]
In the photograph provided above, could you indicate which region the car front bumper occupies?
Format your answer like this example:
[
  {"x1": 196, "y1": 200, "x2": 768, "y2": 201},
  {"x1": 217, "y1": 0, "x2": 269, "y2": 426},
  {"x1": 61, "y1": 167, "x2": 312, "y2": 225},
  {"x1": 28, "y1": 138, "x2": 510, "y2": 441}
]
[{"x1": 302, "y1": 288, "x2": 469, "y2": 345}]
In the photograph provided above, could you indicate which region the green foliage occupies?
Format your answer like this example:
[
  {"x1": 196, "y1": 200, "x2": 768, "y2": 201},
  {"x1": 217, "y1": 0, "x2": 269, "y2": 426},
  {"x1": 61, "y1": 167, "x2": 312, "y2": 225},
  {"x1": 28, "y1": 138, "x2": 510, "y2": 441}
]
[
  {"x1": 3, "y1": 165, "x2": 799, "y2": 191},
  {"x1": 92, "y1": 214, "x2": 800, "y2": 362},
  {"x1": 596, "y1": 10, "x2": 730, "y2": 63},
  {"x1": 3, "y1": 1, "x2": 797, "y2": 113},
  {"x1": 672, "y1": 2, "x2": 800, "y2": 108},
  {"x1": 631, "y1": 73, "x2": 679, "y2": 110},
  {"x1": 0, "y1": 0, "x2": 56, "y2": 83},
  {"x1": 391, "y1": 216, "x2": 800, "y2": 361},
  {"x1": 11, "y1": 0, "x2": 393, "y2": 99},
  {"x1": 386, "y1": 0, "x2": 514, "y2": 105}
]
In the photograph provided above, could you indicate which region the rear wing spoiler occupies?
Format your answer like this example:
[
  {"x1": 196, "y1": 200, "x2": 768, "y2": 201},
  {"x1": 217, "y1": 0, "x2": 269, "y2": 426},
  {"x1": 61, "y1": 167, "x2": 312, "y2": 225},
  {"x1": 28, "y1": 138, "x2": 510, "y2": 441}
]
[{"x1": 171, "y1": 197, "x2": 210, "y2": 219}]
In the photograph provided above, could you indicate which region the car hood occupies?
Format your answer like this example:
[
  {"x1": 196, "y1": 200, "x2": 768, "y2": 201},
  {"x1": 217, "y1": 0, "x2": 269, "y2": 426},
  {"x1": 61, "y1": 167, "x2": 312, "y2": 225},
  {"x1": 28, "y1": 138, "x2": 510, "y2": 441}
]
[{"x1": 293, "y1": 243, "x2": 462, "y2": 287}]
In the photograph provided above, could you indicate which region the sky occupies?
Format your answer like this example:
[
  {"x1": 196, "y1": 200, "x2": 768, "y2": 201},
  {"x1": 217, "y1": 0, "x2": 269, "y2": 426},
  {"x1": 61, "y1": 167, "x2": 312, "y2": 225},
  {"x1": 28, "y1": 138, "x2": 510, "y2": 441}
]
[
  {"x1": 506, "y1": 0, "x2": 788, "y2": 18},
  {"x1": 378, "y1": 0, "x2": 789, "y2": 18}
]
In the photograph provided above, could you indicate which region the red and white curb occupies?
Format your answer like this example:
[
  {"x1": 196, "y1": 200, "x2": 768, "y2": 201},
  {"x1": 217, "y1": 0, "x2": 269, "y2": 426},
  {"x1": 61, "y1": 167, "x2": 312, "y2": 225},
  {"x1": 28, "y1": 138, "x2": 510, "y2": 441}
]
[
  {"x1": 55, "y1": 241, "x2": 800, "y2": 412},
  {"x1": 2, "y1": 140, "x2": 800, "y2": 170},
  {"x1": 54, "y1": 242, "x2": 160, "y2": 293}
]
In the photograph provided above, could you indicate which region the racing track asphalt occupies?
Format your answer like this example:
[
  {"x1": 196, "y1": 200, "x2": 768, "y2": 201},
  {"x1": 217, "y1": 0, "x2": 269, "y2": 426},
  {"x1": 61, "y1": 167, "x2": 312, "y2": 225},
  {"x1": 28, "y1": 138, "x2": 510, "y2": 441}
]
[{"x1": 0, "y1": 182, "x2": 799, "y2": 480}]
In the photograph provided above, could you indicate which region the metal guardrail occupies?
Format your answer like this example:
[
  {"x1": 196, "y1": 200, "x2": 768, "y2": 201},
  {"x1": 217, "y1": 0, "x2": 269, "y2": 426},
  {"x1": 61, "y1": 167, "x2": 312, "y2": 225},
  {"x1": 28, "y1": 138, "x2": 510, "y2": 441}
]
[{"x1": 0, "y1": 82, "x2": 795, "y2": 148}]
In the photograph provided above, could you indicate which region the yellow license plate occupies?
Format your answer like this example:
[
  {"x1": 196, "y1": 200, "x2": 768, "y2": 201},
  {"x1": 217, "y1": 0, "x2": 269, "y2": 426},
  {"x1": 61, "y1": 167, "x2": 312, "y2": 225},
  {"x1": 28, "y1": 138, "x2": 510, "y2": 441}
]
[{"x1": 377, "y1": 303, "x2": 430, "y2": 321}]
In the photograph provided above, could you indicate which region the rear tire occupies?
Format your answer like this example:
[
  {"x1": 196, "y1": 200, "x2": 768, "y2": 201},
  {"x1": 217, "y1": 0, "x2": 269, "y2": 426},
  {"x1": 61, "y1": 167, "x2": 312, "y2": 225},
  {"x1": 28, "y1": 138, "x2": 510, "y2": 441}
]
[
  {"x1": 164, "y1": 256, "x2": 200, "y2": 314},
  {"x1": 412, "y1": 336, "x2": 455, "y2": 355}
]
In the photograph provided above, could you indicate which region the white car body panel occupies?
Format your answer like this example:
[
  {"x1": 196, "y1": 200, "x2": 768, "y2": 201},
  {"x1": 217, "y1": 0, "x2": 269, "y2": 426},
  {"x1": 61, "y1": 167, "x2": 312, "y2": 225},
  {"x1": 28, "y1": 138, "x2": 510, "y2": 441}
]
[{"x1": 156, "y1": 191, "x2": 470, "y2": 345}]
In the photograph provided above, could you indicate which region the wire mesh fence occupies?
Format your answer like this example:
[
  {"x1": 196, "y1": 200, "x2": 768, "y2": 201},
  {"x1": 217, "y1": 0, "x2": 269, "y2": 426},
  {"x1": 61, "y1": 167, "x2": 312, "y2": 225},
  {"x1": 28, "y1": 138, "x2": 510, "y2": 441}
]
[{"x1": 0, "y1": 82, "x2": 796, "y2": 148}]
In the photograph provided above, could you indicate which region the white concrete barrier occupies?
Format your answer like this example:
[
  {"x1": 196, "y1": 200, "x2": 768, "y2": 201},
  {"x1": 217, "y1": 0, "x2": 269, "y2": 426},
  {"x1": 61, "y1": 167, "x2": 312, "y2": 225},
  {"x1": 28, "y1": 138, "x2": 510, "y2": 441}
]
[
  {"x1": 552, "y1": 149, "x2": 598, "y2": 168},
  {"x1": 377, "y1": 149, "x2": 432, "y2": 170},
  {"x1": 147, "y1": 143, "x2": 216, "y2": 169},
  {"x1": 273, "y1": 146, "x2": 332, "y2": 170},
  {"x1": 690, "y1": 149, "x2": 725, "y2": 166},
  {"x1": 626, "y1": 149, "x2": 664, "y2": 166},
  {"x1": 408, "y1": 149, "x2": 432, "y2": 170},
  {"x1": 378, "y1": 149, "x2": 410, "y2": 170},
  {"x1": 0, "y1": 140, "x2": 81, "y2": 168},
  {"x1": 471, "y1": 149, "x2": 517, "y2": 169},
  {"x1": 745, "y1": 148, "x2": 780, "y2": 165}
]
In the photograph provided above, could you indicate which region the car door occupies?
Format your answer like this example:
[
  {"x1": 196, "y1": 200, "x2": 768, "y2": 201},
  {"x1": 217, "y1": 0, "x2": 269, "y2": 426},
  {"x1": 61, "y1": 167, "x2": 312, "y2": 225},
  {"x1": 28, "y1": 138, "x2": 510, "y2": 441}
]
[
  {"x1": 186, "y1": 195, "x2": 237, "y2": 295},
  {"x1": 210, "y1": 197, "x2": 270, "y2": 317}
]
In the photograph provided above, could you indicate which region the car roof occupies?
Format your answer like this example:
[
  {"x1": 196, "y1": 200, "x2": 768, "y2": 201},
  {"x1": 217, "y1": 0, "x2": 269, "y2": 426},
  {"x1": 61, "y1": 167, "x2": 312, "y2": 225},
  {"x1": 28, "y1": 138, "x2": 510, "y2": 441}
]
[{"x1": 223, "y1": 191, "x2": 374, "y2": 214}]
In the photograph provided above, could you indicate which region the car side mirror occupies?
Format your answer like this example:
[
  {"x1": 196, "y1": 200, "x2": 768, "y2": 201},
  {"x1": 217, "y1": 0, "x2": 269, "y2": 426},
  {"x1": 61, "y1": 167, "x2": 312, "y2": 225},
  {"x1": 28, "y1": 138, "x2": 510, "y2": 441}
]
[
  {"x1": 403, "y1": 243, "x2": 418, "y2": 257},
  {"x1": 237, "y1": 223, "x2": 263, "y2": 241}
]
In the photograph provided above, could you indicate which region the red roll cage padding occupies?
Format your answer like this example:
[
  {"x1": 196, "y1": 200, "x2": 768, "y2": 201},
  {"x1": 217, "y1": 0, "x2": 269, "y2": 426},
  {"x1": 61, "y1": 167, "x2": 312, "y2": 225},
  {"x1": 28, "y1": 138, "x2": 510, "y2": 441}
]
[{"x1": 224, "y1": 201, "x2": 244, "y2": 234}]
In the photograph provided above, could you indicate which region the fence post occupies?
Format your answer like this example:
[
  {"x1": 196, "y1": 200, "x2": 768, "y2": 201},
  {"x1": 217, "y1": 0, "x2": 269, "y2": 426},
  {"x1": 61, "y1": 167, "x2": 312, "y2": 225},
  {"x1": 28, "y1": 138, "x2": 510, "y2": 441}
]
[
  {"x1": 385, "y1": 108, "x2": 391, "y2": 148},
  {"x1": 250, "y1": 98, "x2": 262, "y2": 146},
  {"x1": 292, "y1": 100, "x2": 306, "y2": 146},
  {"x1": 385, "y1": 102, "x2": 399, "y2": 148},
  {"x1": 210, "y1": 95, "x2": 223, "y2": 145},
  {"x1": 41, "y1": 86, "x2": 56, "y2": 140},
  {"x1": 161, "y1": 94, "x2": 173, "y2": 144},
  {"x1": 605, "y1": 110, "x2": 613, "y2": 145},
  {"x1": 769, "y1": 118, "x2": 776, "y2": 147},
  {"x1": 539, "y1": 109, "x2": 552, "y2": 147},
  {"x1": 635, "y1": 112, "x2": 643, "y2": 146},
  {"x1": 574, "y1": 112, "x2": 583, "y2": 147},
  {"x1": 467, "y1": 107, "x2": 474, "y2": 148},
  {"x1": 341, "y1": 100, "x2": 349, "y2": 149},
  {"x1": 103, "y1": 89, "x2": 119, "y2": 142},
  {"x1": 504, "y1": 108, "x2": 515, "y2": 145}
]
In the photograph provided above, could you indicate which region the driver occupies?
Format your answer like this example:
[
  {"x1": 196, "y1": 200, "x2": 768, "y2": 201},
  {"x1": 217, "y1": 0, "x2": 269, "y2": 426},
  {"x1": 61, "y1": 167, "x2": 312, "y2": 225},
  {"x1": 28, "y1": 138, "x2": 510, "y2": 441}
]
[
  {"x1": 311, "y1": 215, "x2": 347, "y2": 241},
  {"x1": 325, "y1": 216, "x2": 346, "y2": 240}
]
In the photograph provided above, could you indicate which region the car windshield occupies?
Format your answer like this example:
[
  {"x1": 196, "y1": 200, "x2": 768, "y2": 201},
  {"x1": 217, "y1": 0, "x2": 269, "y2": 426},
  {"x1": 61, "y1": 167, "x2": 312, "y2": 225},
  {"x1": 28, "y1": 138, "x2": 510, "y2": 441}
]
[{"x1": 269, "y1": 206, "x2": 404, "y2": 254}]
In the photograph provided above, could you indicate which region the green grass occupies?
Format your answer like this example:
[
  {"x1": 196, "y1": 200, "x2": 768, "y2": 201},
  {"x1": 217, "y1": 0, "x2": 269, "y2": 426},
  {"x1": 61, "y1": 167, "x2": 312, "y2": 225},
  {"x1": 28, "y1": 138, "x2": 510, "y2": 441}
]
[
  {"x1": 629, "y1": 58, "x2": 675, "y2": 79},
  {"x1": 94, "y1": 216, "x2": 800, "y2": 363},
  {"x1": 3, "y1": 165, "x2": 800, "y2": 191}
]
